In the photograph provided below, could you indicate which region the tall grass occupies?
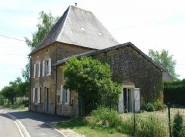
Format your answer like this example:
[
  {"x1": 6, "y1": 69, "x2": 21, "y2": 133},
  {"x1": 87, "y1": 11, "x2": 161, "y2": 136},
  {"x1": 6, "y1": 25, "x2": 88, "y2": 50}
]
[
  {"x1": 85, "y1": 107, "x2": 168, "y2": 137},
  {"x1": 134, "y1": 115, "x2": 167, "y2": 137}
]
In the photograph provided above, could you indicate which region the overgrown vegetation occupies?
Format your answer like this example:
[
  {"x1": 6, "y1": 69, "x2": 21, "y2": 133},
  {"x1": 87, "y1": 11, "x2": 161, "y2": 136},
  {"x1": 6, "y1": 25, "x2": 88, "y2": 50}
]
[
  {"x1": 56, "y1": 107, "x2": 176, "y2": 137},
  {"x1": 64, "y1": 57, "x2": 121, "y2": 116},
  {"x1": 164, "y1": 79, "x2": 185, "y2": 106},
  {"x1": 134, "y1": 115, "x2": 167, "y2": 137}
]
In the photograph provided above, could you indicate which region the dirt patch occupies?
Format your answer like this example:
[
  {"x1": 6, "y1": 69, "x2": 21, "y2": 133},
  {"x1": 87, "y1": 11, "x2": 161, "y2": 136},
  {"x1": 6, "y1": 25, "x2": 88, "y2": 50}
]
[{"x1": 58, "y1": 128, "x2": 85, "y2": 137}]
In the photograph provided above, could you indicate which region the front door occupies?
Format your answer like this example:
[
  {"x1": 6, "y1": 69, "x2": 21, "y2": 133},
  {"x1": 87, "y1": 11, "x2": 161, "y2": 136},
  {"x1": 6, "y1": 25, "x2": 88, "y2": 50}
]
[
  {"x1": 45, "y1": 88, "x2": 49, "y2": 113},
  {"x1": 123, "y1": 88, "x2": 132, "y2": 112}
]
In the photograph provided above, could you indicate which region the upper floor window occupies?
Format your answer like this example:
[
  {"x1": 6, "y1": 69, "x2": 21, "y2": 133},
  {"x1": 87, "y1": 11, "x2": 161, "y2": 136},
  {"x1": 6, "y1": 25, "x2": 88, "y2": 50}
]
[
  {"x1": 34, "y1": 62, "x2": 40, "y2": 78},
  {"x1": 42, "y1": 58, "x2": 51, "y2": 77}
]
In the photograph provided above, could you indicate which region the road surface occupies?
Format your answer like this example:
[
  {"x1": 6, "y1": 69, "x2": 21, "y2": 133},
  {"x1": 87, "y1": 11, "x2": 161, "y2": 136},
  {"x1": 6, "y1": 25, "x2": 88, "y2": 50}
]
[
  {"x1": 0, "y1": 107, "x2": 69, "y2": 137},
  {"x1": 0, "y1": 109, "x2": 22, "y2": 137}
]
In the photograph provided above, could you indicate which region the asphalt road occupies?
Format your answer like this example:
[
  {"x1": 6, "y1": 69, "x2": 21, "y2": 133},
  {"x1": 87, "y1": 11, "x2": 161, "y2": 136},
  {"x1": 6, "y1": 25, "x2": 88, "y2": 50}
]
[
  {"x1": 0, "y1": 107, "x2": 69, "y2": 137},
  {"x1": 0, "y1": 109, "x2": 22, "y2": 137}
]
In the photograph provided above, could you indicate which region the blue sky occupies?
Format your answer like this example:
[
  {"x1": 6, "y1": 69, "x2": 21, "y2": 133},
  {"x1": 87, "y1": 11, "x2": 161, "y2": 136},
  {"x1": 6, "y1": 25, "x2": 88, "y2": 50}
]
[{"x1": 0, "y1": 0, "x2": 185, "y2": 89}]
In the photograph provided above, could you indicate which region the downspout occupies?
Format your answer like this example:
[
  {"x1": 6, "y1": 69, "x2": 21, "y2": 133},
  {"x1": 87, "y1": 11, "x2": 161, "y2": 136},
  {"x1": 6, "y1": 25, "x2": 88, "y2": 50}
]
[
  {"x1": 55, "y1": 44, "x2": 58, "y2": 114},
  {"x1": 29, "y1": 55, "x2": 32, "y2": 111}
]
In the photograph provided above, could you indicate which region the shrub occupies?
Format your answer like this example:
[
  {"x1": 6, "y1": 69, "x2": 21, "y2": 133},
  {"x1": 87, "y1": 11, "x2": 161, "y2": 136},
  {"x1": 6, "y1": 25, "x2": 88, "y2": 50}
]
[
  {"x1": 85, "y1": 107, "x2": 122, "y2": 129},
  {"x1": 173, "y1": 111, "x2": 183, "y2": 137},
  {"x1": 153, "y1": 100, "x2": 166, "y2": 111},
  {"x1": 144, "y1": 102, "x2": 155, "y2": 112}
]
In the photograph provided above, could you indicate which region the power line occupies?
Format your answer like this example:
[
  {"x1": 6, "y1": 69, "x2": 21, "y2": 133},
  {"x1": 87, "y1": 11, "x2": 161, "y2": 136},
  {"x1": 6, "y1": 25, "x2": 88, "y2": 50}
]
[{"x1": 0, "y1": 34, "x2": 26, "y2": 42}]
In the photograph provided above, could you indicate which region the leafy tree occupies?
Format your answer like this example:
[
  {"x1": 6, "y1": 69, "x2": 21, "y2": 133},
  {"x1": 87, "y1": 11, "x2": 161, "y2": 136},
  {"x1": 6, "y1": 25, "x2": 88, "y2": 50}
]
[
  {"x1": 22, "y1": 63, "x2": 30, "y2": 82},
  {"x1": 148, "y1": 49, "x2": 179, "y2": 81},
  {"x1": 64, "y1": 57, "x2": 121, "y2": 115},
  {"x1": 0, "y1": 77, "x2": 29, "y2": 105},
  {"x1": 25, "y1": 11, "x2": 58, "y2": 49},
  {"x1": 23, "y1": 11, "x2": 58, "y2": 84},
  {"x1": 1, "y1": 86, "x2": 15, "y2": 104}
]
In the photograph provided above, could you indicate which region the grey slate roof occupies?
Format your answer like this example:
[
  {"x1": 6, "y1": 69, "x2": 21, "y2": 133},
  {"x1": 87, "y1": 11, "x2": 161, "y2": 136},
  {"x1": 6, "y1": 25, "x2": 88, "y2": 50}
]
[
  {"x1": 54, "y1": 42, "x2": 165, "y2": 72},
  {"x1": 31, "y1": 5, "x2": 118, "y2": 54}
]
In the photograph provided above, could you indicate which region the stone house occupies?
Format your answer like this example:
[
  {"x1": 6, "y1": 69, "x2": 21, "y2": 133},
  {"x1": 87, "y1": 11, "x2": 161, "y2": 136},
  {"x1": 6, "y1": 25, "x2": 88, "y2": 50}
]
[{"x1": 29, "y1": 5, "x2": 167, "y2": 116}]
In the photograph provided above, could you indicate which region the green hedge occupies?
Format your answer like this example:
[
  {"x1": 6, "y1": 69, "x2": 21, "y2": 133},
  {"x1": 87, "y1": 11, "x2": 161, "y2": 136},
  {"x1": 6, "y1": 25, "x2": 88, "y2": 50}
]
[{"x1": 164, "y1": 79, "x2": 185, "y2": 106}]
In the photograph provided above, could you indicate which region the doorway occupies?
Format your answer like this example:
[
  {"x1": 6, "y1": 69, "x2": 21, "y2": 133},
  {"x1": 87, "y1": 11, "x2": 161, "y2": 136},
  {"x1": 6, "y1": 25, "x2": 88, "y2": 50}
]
[
  {"x1": 118, "y1": 86, "x2": 140, "y2": 113},
  {"x1": 123, "y1": 88, "x2": 133, "y2": 112}
]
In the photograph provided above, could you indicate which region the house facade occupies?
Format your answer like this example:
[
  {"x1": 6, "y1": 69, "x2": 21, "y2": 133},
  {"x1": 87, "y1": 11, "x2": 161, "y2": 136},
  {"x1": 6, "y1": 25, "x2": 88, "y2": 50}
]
[{"x1": 30, "y1": 5, "x2": 166, "y2": 116}]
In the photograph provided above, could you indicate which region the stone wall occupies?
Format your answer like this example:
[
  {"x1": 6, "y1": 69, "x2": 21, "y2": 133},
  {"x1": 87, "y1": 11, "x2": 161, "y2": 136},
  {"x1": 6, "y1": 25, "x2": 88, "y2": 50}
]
[
  {"x1": 30, "y1": 43, "x2": 93, "y2": 114},
  {"x1": 56, "y1": 66, "x2": 79, "y2": 117},
  {"x1": 96, "y1": 45, "x2": 163, "y2": 107}
]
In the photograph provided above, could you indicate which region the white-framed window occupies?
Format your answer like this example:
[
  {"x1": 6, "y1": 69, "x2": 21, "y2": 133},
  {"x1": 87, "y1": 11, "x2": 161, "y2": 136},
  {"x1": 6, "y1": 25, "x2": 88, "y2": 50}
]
[
  {"x1": 42, "y1": 58, "x2": 51, "y2": 77},
  {"x1": 32, "y1": 87, "x2": 41, "y2": 104},
  {"x1": 33, "y1": 62, "x2": 41, "y2": 78},
  {"x1": 57, "y1": 85, "x2": 64, "y2": 104},
  {"x1": 46, "y1": 58, "x2": 51, "y2": 76}
]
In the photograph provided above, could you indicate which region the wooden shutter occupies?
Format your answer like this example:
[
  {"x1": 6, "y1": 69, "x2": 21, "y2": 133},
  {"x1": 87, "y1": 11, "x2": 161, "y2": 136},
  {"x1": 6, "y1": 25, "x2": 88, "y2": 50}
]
[
  {"x1": 42, "y1": 60, "x2": 45, "y2": 77},
  {"x1": 134, "y1": 88, "x2": 140, "y2": 112},
  {"x1": 60, "y1": 85, "x2": 63, "y2": 103},
  {"x1": 33, "y1": 88, "x2": 35, "y2": 103},
  {"x1": 34, "y1": 64, "x2": 36, "y2": 78},
  {"x1": 38, "y1": 62, "x2": 41, "y2": 77},
  {"x1": 118, "y1": 91, "x2": 124, "y2": 113},
  {"x1": 67, "y1": 89, "x2": 70, "y2": 104},
  {"x1": 48, "y1": 58, "x2": 51, "y2": 75},
  {"x1": 38, "y1": 87, "x2": 40, "y2": 103}
]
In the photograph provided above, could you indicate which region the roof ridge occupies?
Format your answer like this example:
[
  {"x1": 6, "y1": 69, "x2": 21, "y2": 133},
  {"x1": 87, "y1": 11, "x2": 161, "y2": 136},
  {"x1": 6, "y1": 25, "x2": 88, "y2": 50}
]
[{"x1": 69, "y1": 5, "x2": 92, "y2": 13}]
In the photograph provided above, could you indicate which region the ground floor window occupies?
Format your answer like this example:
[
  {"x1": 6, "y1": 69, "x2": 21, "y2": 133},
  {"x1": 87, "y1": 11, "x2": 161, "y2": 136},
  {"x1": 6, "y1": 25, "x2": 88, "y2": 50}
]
[
  {"x1": 57, "y1": 85, "x2": 71, "y2": 105},
  {"x1": 32, "y1": 87, "x2": 41, "y2": 104}
]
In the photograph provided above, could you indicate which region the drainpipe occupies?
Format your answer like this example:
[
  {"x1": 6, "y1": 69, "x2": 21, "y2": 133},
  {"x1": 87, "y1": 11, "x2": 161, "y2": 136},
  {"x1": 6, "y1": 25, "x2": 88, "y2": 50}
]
[
  {"x1": 54, "y1": 44, "x2": 58, "y2": 114},
  {"x1": 29, "y1": 55, "x2": 32, "y2": 111}
]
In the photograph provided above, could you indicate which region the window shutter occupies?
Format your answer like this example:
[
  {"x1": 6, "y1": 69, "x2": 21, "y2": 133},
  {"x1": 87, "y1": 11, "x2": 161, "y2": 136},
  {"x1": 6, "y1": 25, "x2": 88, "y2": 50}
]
[
  {"x1": 38, "y1": 62, "x2": 41, "y2": 77},
  {"x1": 42, "y1": 60, "x2": 45, "y2": 77},
  {"x1": 38, "y1": 87, "x2": 40, "y2": 103},
  {"x1": 134, "y1": 88, "x2": 140, "y2": 112},
  {"x1": 67, "y1": 89, "x2": 70, "y2": 104},
  {"x1": 33, "y1": 88, "x2": 35, "y2": 103},
  {"x1": 118, "y1": 91, "x2": 124, "y2": 113},
  {"x1": 34, "y1": 64, "x2": 36, "y2": 78},
  {"x1": 48, "y1": 58, "x2": 51, "y2": 75},
  {"x1": 60, "y1": 85, "x2": 63, "y2": 103}
]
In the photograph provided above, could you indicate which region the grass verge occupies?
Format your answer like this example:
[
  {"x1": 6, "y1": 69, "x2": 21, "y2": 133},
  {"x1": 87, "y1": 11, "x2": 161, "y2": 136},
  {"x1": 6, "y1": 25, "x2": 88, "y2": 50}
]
[{"x1": 56, "y1": 117, "x2": 130, "y2": 137}]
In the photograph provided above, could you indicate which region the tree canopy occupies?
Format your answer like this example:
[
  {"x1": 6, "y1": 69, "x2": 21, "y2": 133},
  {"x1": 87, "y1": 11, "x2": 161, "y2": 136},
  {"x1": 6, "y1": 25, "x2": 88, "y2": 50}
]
[
  {"x1": 64, "y1": 56, "x2": 121, "y2": 115},
  {"x1": 148, "y1": 49, "x2": 179, "y2": 81},
  {"x1": 0, "y1": 77, "x2": 28, "y2": 104},
  {"x1": 22, "y1": 11, "x2": 58, "y2": 85},
  {"x1": 25, "y1": 11, "x2": 58, "y2": 49}
]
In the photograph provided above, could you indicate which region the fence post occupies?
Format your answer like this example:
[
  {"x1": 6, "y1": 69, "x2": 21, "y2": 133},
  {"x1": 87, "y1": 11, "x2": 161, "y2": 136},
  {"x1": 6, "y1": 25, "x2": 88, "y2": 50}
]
[{"x1": 167, "y1": 102, "x2": 172, "y2": 137}]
